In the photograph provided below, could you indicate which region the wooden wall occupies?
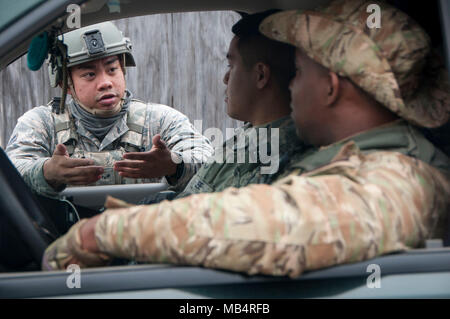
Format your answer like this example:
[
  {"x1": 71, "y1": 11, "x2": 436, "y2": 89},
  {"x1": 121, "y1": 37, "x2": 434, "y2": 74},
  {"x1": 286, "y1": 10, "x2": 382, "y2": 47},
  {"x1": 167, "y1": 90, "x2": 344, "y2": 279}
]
[{"x1": 0, "y1": 11, "x2": 241, "y2": 147}]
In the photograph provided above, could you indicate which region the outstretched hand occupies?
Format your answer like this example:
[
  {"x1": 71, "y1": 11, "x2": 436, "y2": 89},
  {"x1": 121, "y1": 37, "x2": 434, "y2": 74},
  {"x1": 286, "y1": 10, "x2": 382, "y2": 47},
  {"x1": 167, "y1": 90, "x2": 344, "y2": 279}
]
[
  {"x1": 43, "y1": 144, "x2": 104, "y2": 189},
  {"x1": 114, "y1": 134, "x2": 178, "y2": 179}
]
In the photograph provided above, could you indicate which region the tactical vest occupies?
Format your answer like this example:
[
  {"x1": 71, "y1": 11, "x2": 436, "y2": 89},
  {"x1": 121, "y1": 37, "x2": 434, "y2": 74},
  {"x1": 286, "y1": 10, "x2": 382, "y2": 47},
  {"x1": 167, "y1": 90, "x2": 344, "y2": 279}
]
[{"x1": 52, "y1": 100, "x2": 150, "y2": 186}]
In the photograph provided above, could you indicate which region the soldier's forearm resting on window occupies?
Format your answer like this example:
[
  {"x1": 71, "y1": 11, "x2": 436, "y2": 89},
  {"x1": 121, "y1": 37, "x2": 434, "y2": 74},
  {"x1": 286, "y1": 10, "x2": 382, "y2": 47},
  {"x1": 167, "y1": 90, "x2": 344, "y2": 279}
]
[{"x1": 43, "y1": 150, "x2": 449, "y2": 277}]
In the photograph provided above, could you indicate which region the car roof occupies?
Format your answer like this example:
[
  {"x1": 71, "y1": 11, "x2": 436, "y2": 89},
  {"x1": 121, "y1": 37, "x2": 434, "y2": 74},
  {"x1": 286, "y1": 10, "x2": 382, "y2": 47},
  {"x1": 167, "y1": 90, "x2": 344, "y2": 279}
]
[{"x1": 0, "y1": 0, "x2": 330, "y2": 70}]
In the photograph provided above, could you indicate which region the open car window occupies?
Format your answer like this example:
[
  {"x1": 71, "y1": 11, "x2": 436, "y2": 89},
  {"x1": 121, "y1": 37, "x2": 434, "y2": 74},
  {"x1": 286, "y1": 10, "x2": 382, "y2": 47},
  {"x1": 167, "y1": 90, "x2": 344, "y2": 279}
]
[{"x1": 0, "y1": 0, "x2": 448, "y2": 300}]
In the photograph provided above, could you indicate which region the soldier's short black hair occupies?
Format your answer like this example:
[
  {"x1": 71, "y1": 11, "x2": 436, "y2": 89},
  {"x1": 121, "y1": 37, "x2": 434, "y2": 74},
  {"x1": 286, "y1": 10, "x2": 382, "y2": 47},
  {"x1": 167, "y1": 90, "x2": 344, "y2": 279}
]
[{"x1": 231, "y1": 9, "x2": 280, "y2": 37}]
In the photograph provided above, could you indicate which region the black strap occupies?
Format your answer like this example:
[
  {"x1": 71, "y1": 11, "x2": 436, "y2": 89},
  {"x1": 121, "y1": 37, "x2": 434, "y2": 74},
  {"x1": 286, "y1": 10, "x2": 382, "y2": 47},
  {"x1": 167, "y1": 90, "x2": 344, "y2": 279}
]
[{"x1": 51, "y1": 97, "x2": 62, "y2": 114}]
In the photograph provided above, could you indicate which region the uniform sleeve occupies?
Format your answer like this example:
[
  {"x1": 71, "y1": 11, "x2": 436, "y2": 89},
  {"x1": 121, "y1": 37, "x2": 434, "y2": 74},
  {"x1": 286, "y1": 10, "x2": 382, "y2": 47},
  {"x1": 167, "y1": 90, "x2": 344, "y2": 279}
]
[
  {"x1": 149, "y1": 104, "x2": 213, "y2": 191},
  {"x1": 5, "y1": 106, "x2": 61, "y2": 198},
  {"x1": 95, "y1": 151, "x2": 450, "y2": 278}
]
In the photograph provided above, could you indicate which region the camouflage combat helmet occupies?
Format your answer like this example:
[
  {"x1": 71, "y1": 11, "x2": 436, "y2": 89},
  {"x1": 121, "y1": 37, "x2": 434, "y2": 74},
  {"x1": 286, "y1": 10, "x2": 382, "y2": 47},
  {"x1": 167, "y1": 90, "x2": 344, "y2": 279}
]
[{"x1": 259, "y1": 0, "x2": 450, "y2": 128}]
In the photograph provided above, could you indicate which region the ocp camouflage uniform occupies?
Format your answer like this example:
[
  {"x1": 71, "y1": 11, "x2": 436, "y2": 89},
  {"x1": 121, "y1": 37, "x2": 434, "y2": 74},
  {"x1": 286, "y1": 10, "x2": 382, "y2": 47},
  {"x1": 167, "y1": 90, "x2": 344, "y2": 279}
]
[
  {"x1": 42, "y1": 0, "x2": 450, "y2": 277},
  {"x1": 92, "y1": 122, "x2": 448, "y2": 278},
  {"x1": 176, "y1": 116, "x2": 309, "y2": 198},
  {"x1": 6, "y1": 97, "x2": 213, "y2": 198}
]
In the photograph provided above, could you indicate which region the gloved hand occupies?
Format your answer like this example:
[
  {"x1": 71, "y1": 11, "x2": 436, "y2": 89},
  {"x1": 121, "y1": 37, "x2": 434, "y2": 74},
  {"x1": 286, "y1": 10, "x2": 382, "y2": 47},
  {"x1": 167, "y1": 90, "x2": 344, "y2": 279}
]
[{"x1": 41, "y1": 219, "x2": 111, "y2": 271}]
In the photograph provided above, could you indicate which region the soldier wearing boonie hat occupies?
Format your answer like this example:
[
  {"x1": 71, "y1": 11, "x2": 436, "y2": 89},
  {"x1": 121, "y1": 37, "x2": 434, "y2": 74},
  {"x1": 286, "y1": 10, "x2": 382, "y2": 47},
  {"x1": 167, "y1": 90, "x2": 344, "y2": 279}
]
[
  {"x1": 42, "y1": 2, "x2": 450, "y2": 278},
  {"x1": 258, "y1": 0, "x2": 450, "y2": 128}
]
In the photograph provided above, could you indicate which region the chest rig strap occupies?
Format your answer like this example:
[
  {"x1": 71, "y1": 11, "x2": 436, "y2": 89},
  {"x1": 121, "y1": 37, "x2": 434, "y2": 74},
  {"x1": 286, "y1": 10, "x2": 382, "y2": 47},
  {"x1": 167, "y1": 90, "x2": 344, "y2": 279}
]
[
  {"x1": 120, "y1": 100, "x2": 147, "y2": 152},
  {"x1": 52, "y1": 100, "x2": 78, "y2": 156}
]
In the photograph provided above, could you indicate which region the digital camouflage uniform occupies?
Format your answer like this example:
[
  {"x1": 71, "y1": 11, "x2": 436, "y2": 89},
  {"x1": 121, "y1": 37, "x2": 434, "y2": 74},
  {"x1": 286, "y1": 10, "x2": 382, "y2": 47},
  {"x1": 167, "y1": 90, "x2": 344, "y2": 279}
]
[
  {"x1": 42, "y1": 0, "x2": 450, "y2": 277},
  {"x1": 6, "y1": 95, "x2": 213, "y2": 198},
  {"x1": 8, "y1": 21, "x2": 214, "y2": 198},
  {"x1": 176, "y1": 116, "x2": 308, "y2": 198}
]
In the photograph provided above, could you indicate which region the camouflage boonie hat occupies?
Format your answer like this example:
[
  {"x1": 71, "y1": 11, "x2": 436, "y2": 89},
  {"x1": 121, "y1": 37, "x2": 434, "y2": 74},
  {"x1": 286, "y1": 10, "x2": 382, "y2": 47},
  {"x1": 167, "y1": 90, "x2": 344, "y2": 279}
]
[{"x1": 259, "y1": 0, "x2": 450, "y2": 128}]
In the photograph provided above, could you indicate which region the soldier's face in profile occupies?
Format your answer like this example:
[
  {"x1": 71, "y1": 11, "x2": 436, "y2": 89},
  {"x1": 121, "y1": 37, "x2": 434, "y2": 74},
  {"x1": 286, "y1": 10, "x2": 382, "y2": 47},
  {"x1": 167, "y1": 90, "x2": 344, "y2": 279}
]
[
  {"x1": 289, "y1": 49, "x2": 331, "y2": 146},
  {"x1": 68, "y1": 55, "x2": 126, "y2": 112},
  {"x1": 223, "y1": 36, "x2": 257, "y2": 121}
]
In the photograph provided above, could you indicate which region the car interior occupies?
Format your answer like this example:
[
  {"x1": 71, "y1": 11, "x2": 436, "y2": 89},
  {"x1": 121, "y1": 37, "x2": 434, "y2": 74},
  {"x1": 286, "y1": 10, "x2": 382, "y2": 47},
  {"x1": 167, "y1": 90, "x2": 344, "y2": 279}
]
[{"x1": 0, "y1": 0, "x2": 449, "y2": 298}]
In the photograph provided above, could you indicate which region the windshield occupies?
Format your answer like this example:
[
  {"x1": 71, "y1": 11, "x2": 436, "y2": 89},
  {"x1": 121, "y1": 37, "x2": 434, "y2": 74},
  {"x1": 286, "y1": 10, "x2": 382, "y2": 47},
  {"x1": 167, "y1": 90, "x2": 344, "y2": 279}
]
[{"x1": 0, "y1": 0, "x2": 46, "y2": 32}]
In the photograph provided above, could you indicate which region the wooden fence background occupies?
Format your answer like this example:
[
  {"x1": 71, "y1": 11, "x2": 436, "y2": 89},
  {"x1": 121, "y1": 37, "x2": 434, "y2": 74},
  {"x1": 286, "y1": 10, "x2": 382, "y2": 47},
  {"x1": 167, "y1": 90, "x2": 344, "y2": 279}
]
[{"x1": 0, "y1": 11, "x2": 241, "y2": 147}]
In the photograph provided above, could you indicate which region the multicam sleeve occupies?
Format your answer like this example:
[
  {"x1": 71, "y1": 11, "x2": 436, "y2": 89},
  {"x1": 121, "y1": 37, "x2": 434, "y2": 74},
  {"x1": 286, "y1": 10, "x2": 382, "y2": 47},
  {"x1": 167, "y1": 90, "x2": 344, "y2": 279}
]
[
  {"x1": 95, "y1": 150, "x2": 449, "y2": 277},
  {"x1": 5, "y1": 106, "x2": 60, "y2": 198},
  {"x1": 154, "y1": 105, "x2": 213, "y2": 191}
]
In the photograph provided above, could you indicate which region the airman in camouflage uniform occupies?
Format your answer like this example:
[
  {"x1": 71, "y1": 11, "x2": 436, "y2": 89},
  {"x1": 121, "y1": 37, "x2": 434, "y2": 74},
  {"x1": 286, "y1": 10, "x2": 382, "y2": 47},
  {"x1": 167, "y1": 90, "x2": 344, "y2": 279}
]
[
  {"x1": 43, "y1": 0, "x2": 450, "y2": 277},
  {"x1": 6, "y1": 22, "x2": 213, "y2": 198},
  {"x1": 144, "y1": 11, "x2": 308, "y2": 203}
]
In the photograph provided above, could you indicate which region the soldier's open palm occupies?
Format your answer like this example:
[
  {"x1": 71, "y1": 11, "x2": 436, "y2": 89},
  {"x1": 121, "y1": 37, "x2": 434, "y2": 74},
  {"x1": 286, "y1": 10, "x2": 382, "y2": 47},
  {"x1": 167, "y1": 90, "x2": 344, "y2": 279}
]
[
  {"x1": 43, "y1": 144, "x2": 104, "y2": 188},
  {"x1": 114, "y1": 134, "x2": 177, "y2": 179}
]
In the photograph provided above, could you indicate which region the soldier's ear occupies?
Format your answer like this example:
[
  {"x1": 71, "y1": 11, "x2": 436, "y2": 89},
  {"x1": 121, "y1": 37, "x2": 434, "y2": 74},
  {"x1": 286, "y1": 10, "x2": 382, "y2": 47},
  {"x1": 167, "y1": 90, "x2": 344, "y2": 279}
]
[
  {"x1": 255, "y1": 62, "x2": 270, "y2": 89},
  {"x1": 326, "y1": 72, "x2": 340, "y2": 107}
]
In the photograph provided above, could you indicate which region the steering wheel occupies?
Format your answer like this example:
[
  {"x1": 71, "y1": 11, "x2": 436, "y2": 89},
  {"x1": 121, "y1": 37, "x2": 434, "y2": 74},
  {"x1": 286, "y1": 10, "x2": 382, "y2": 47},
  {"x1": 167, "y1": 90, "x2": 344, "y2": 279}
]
[{"x1": 0, "y1": 148, "x2": 59, "y2": 268}]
